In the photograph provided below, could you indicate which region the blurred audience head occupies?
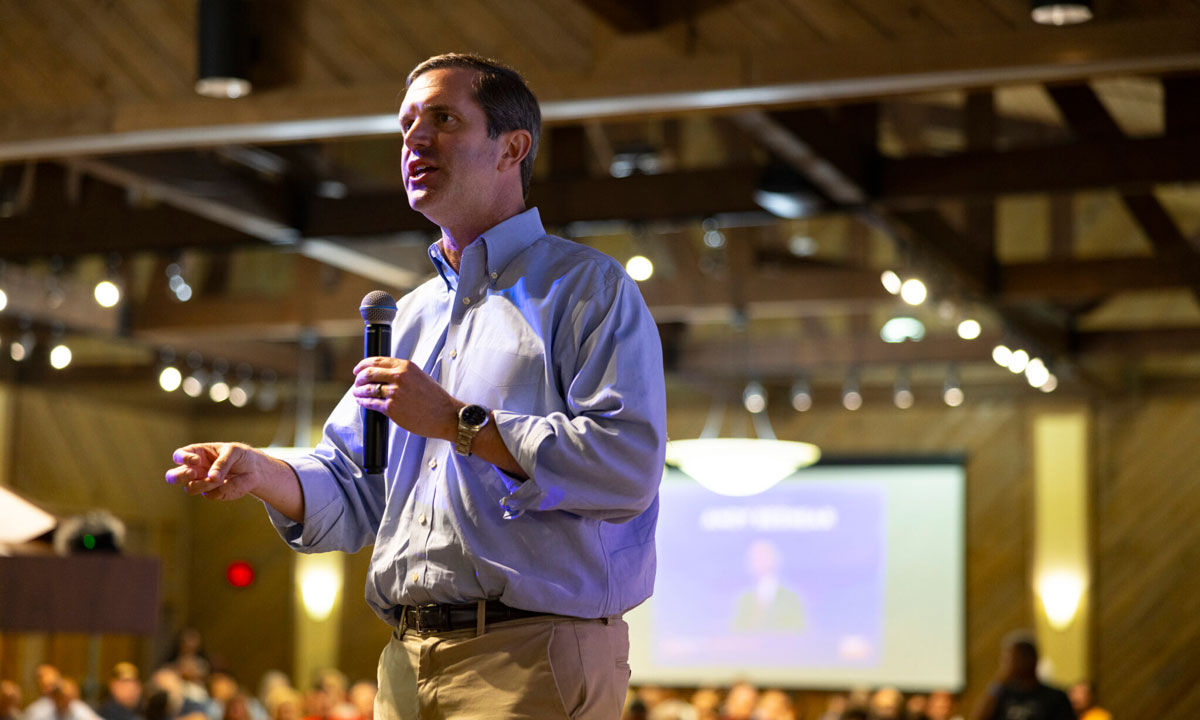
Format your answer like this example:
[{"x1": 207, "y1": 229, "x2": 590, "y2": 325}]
[
  {"x1": 1068, "y1": 682, "x2": 1096, "y2": 712},
  {"x1": 35, "y1": 665, "x2": 62, "y2": 697},
  {"x1": 258, "y1": 672, "x2": 292, "y2": 709},
  {"x1": 722, "y1": 682, "x2": 759, "y2": 720},
  {"x1": 755, "y1": 689, "x2": 795, "y2": 720},
  {"x1": 109, "y1": 663, "x2": 143, "y2": 708},
  {"x1": 347, "y1": 682, "x2": 375, "y2": 720},
  {"x1": 648, "y1": 699, "x2": 696, "y2": 720},
  {"x1": 869, "y1": 687, "x2": 902, "y2": 720},
  {"x1": 925, "y1": 691, "x2": 956, "y2": 720},
  {"x1": 266, "y1": 689, "x2": 301, "y2": 720},
  {"x1": 904, "y1": 692, "x2": 928, "y2": 720},
  {"x1": 51, "y1": 678, "x2": 80, "y2": 714},
  {"x1": 689, "y1": 688, "x2": 720, "y2": 720},
  {"x1": 223, "y1": 695, "x2": 251, "y2": 720},
  {"x1": 208, "y1": 673, "x2": 239, "y2": 705},
  {"x1": 1000, "y1": 630, "x2": 1040, "y2": 681},
  {"x1": 1, "y1": 680, "x2": 23, "y2": 718}
]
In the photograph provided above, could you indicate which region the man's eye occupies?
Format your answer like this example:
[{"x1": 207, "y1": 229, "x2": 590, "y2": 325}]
[{"x1": 437, "y1": 113, "x2": 453, "y2": 123}]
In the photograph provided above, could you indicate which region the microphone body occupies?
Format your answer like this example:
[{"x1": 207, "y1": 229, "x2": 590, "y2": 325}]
[{"x1": 360, "y1": 291, "x2": 398, "y2": 474}]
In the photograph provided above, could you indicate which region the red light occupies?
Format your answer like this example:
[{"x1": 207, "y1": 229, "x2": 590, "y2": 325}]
[{"x1": 226, "y1": 561, "x2": 254, "y2": 588}]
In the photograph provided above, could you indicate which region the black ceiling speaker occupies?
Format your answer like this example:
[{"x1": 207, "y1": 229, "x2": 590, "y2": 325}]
[{"x1": 196, "y1": 0, "x2": 253, "y2": 98}]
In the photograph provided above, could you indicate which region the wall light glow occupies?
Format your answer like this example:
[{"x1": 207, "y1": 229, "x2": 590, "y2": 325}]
[
  {"x1": 1037, "y1": 570, "x2": 1086, "y2": 630},
  {"x1": 299, "y1": 562, "x2": 340, "y2": 621}
]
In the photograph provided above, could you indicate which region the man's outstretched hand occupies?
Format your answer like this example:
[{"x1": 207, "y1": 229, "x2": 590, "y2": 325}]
[{"x1": 166, "y1": 442, "x2": 305, "y2": 521}]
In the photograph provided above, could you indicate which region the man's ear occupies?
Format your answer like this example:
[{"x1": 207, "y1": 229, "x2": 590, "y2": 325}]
[{"x1": 497, "y1": 129, "x2": 533, "y2": 172}]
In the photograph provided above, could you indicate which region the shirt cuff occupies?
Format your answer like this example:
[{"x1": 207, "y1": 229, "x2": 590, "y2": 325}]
[
  {"x1": 263, "y1": 455, "x2": 342, "y2": 547},
  {"x1": 491, "y1": 409, "x2": 554, "y2": 517}
]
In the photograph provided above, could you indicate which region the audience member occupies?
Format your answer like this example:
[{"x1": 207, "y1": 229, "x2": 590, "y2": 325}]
[
  {"x1": 926, "y1": 691, "x2": 963, "y2": 720},
  {"x1": 649, "y1": 699, "x2": 698, "y2": 720},
  {"x1": 97, "y1": 664, "x2": 143, "y2": 720},
  {"x1": 971, "y1": 632, "x2": 1076, "y2": 720},
  {"x1": 720, "y1": 682, "x2": 759, "y2": 720},
  {"x1": 905, "y1": 693, "x2": 929, "y2": 720},
  {"x1": 869, "y1": 687, "x2": 903, "y2": 720},
  {"x1": 1, "y1": 680, "x2": 22, "y2": 720},
  {"x1": 146, "y1": 668, "x2": 206, "y2": 720},
  {"x1": 1067, "y1": 683, "x2": 1110, "y2": 720},
  {"x1": 345, "y1": 684, "x2": 373, "y2": 720},
  {"x1": 221, "y1": 696, "x2": 250, "y2": 720},
  {"x1": 254, "y1": 675, "x2": 290, "y2": 716},
  {"x1": 24, "y1": 678, "x2": 103, "y2": 720},
  {"x1": 689, "y1": 688, "x2": 721, "y2": 720},
  {"x1": 818, "y1": 693, "x2": 849, "y2": 720},
  {"x1": 756, "y1": 689, "x2": 796, "y2": 720},
  {"x1": 264, "y1": 690, "x2": 300, "y2": 720}
]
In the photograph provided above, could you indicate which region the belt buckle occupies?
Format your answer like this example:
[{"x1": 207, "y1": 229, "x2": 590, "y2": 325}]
[{"x1": 413, "y1": 604, "x2": 444, "y2": 633}]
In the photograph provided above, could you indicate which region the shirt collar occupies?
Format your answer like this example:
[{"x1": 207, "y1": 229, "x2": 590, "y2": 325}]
[
  {"x1": 428, "y1": 243, "x2": 458, "y2": 292},
  {"x1": 477, "y1": 207, "x2": 545, "y2": 279}
]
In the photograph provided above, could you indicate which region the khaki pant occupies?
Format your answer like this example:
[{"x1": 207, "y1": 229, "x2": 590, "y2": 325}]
[{"x1": 375, "y1": 614, "x2": 630, "y2": 720}]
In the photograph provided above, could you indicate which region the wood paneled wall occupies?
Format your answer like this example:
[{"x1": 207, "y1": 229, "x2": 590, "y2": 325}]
[
  {"x1": 1094, "y1": 398, "x2": 1200, "y2": 720},
  {"x1": 3, "y1": 381, "x2": 1199, "y2": 718}
]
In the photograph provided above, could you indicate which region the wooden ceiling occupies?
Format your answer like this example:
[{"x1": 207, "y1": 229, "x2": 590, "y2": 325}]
[{"x1": 3, "y1": 0, "x2": 1200, "y2": 407}]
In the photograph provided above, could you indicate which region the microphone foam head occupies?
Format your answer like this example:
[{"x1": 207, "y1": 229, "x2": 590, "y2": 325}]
[{"x1": 360, "y1": 291, "x2": 398, "y2": 325}]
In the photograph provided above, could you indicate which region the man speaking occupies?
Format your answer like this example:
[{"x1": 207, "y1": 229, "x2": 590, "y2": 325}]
[{"x1": 166, "y1": 54, "x2": 667, "y2": 719}]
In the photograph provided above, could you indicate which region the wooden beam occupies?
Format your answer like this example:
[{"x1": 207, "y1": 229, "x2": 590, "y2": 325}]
[
  {"x1": 305, "y1": 166, "x2": 765, "y2": 237},
  {"x1": 2, "y1": 19, "x2": 1200, "y2": 158},
  {"x1": 0, "y1": 164, "x2": 260, "y2": 260},
  {"x1": 1047, "y1": 83, "x2": 1200, "y2": 299},
  {"x1": 1163, "y1": 74, "x2": 1200, "y2": 136},
  {"x1": 877, "y1": 134, "x2": 1200, "y2": 206}
]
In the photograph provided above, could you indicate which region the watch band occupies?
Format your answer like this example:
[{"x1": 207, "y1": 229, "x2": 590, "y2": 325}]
[{"x1": 455, "y1": 404, "x2": 490, "y2": 456}]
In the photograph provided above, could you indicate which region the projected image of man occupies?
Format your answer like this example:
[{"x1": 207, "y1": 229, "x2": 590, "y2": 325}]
[{"x1": 733, "y1": 538, "x2": 807, "y2": 632}]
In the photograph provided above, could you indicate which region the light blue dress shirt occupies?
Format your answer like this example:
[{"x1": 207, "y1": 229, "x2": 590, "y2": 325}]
[{"x1": 267, "y1": 208, "x2": 667, "y2": 622}]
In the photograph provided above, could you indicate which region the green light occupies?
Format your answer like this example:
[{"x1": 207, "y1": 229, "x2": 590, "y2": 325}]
[{"x1": 83, "y1": 534, "x2": 96, "y2": 550}]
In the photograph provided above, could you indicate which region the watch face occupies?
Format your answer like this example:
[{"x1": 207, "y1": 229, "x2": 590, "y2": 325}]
[{"x1": 461, "y1": 404, "x2": 488, "y2": 427}]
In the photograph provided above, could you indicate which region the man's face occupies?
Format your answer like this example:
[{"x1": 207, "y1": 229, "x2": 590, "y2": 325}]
[{"x1": 398, "y1": 67, "x2": 505, "y2": 232}]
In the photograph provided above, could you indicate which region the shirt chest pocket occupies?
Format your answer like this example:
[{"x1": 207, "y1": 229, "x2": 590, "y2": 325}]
[{"x1": 456, "y1": 307, "x2": 547, "y2": 395}]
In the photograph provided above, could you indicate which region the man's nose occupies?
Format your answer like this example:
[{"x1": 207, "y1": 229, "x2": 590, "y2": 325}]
[{"x1": 404, "y1": 116, "x2": 432, "y2": 149}]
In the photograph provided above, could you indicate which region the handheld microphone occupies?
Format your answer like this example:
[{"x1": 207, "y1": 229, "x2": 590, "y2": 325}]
[{"x1": 360, "y1": 291, "x2": 398, "y2": 474}]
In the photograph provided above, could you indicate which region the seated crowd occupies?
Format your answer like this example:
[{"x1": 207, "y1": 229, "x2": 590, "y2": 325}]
[{"x1": 0, "y1": 632, "x2": 1110, "y2": 720}]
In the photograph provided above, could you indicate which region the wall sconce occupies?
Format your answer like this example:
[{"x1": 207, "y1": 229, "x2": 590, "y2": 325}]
[
  {"x1": 1037, "y1": 570, "x2": 1086, "y2": 630},
  {"x1": 298, "y1": 554, "x2": 342, "y2": 621}
]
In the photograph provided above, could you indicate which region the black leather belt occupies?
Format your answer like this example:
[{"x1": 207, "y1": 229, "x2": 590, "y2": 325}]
[{"x1": 400, "y1": 600, "x2": 549, "y2": 634}]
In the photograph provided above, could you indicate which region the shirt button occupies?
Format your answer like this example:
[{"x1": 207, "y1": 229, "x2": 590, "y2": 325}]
[
  {"x1": 450, "y1": 350, "x2": 457, "y2": 359},
  {"x1": 429, "y1": 458, "x2": 438, "y2": 469},
  {"x1": 490, "y1": 272, "x2": 498, "y2": 279},
  {"x1": 462, "y1": 297, "x2": 470, "y2": 305},
  {"x1": 419, "y1": 514, "x2": 427, "y2": 525},
  {"x1": 411, "y1": 572, "x2": 419, "y2": 583}
]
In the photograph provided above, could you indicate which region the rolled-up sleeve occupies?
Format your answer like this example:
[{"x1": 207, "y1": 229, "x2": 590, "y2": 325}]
[
  {"x1": 492, "y1": 275, "x2": 666, "y2": 521},
  {"x1": 265, "y1": 392, "x2": 386, "y2": 552}
]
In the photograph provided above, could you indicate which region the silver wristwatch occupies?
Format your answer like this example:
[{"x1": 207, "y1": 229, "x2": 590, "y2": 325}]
[{"x1": 455, "y1": 404, "x2": 489, "y2": 456}]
